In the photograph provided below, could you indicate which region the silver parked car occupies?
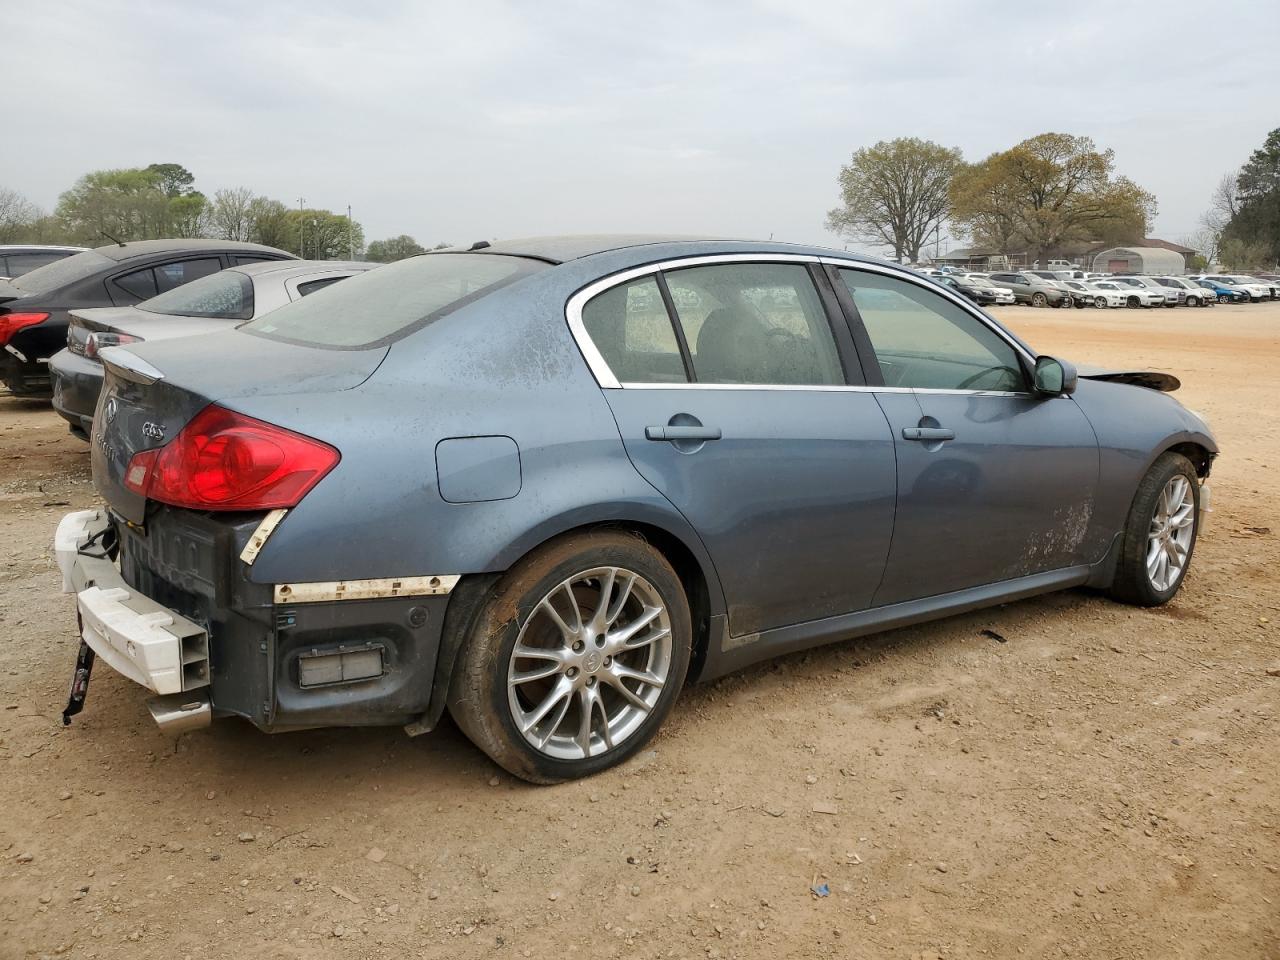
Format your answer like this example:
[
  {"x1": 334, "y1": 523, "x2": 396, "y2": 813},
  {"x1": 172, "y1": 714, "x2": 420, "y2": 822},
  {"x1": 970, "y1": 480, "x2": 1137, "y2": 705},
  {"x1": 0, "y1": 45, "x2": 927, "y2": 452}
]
[{"x1": 49, "y1": 260, "x2": 377, "y2": 439}]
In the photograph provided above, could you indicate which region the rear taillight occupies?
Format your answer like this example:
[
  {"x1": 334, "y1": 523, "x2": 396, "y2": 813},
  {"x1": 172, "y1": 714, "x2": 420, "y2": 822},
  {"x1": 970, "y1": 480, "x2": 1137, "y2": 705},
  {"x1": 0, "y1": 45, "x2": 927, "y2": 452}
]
[
  {"x1": 85, "y1": 331, "x2": 141, "y2": 360},
  {"x1": 123, "y1": 404, "x2": 340, "y2": 511},
  {"x1": 0, "y1": 312, "x2": 50, "y2": 346}
]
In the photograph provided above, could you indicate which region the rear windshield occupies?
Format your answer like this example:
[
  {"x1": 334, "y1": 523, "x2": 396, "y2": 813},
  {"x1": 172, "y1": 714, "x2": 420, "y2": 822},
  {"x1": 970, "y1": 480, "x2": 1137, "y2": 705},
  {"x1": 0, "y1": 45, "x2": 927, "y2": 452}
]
[
  {"x1": 138, "y1": 270, "x2": 254, "y2": 320},
  {"x1": 9, "y1": 250, "x2": 113, "y2": 296},
  {"x1": 243, "y1": 253, "x2": 543, "y2": 348}
]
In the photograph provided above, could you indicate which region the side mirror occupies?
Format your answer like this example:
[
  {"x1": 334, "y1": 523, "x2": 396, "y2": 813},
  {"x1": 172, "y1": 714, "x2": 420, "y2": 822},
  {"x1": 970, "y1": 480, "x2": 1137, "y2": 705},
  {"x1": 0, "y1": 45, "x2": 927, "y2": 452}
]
[{"x1": 1033, "y1": 355, "x2": 1077, "y2": 396}]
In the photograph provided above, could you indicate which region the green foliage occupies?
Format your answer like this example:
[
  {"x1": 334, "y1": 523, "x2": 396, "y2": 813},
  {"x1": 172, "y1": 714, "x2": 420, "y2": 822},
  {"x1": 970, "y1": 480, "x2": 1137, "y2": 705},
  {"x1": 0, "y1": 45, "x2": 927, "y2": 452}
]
[
  {"x1": 0, "y1": 188, "x2": 47, "y2": 243},
  {"x1": 365, "y1": 234, "x2": 428, "y2": 262},
  {"x1": 288, "y1": 208, "x2": 364, "y2": 260},
  {"x1": 1221, "y1": 128, "x2": 1280, "y2": 264},
  {"x1": 950, "y1": 133, "x2": 1155, "y2": 263},
  {"x1": 54, "y1": 165, "x2": 207, "y2": 244},
  {"x1": 826, "y1": 138, "x2": 963, "y2": 262},
  {"x1": 1219, "y1": 237, "x2": 1272, "y2": 271}
]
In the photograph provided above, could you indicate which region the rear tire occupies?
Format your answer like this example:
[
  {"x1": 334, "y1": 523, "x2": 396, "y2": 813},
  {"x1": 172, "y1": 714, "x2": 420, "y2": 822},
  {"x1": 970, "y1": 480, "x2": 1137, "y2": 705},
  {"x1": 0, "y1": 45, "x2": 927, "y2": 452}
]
[
  {"x1": 1107, "y1": 452, "x2": 1200, "y2": 607},
  {"x1": 448, "y1": 530, "x2": 691, "y2": 783}
]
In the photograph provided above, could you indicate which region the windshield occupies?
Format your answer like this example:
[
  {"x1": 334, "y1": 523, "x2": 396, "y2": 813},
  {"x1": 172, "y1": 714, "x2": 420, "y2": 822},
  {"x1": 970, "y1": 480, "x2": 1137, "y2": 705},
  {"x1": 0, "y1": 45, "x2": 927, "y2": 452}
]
[
  {"x1": 244, "y1": 253, "x2": 544, "y2": 349},
  {"x1": 966, "y1": 277, "x2": 993, "y2": 287},
  {"x1": 8, "y1": 250, "x2": 113, "y2": 296},
  {"x1": 139, "y1": 270, "x2": 254, "y2": 320}
]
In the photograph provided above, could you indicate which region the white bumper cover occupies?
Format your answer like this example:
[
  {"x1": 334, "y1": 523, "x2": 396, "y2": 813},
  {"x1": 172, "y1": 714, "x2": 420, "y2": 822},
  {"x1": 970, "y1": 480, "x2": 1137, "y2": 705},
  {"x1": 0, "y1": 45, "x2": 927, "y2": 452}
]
[{"x1": 54, "y1": 510, "x2": 209, "y2": 696}]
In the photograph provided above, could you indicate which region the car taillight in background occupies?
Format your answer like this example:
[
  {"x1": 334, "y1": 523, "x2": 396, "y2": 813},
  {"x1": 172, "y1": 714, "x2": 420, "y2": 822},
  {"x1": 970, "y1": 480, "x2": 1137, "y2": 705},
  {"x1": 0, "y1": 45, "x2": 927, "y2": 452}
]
[
  {"x1": 0, "y1": 312, "x2": 50, "y2": 346},
  {"x1": 124, "y1": 405, "x2": 340, "y2": 511},
  {"x1": 84, "y1": 331, "x2": 141, "y2": 360}
]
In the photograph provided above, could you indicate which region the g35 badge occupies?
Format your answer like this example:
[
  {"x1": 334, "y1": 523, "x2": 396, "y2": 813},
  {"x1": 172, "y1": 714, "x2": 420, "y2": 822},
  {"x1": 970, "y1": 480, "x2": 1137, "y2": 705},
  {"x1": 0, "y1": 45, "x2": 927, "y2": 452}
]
[{"x1": 142, "y1": 421, "x2": 166, "y2": 442}]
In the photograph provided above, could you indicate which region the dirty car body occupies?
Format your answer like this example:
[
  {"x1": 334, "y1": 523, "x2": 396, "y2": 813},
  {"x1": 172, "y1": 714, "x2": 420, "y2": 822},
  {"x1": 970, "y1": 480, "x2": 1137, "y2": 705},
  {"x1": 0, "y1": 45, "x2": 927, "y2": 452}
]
[{"x1": 55, "y1": 237, "x2": 1217, "y2": 780}]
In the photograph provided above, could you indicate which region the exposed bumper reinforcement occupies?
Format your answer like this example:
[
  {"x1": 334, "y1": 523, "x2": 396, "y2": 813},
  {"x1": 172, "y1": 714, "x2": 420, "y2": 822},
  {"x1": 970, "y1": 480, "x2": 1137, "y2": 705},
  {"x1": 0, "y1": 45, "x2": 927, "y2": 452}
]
[{"x1": 54, "y1": 510, "x2": 211, "y2": 699}]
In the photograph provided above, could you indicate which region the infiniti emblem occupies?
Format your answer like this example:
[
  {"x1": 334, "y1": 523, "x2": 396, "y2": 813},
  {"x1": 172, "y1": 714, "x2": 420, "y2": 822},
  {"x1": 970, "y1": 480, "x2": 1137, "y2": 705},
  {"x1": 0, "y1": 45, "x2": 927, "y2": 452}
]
[
  {"x1": 583, "y1": 652, "x2": 601, "y2": 673},
  {"x1": 103, "y1": 397, "x2": 118, "y2": 424}
]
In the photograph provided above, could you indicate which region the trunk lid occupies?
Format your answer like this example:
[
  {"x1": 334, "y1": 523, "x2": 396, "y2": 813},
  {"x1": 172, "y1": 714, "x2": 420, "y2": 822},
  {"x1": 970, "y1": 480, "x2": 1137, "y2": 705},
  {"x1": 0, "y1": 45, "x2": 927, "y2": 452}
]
[
  {"x1": 91, "y1": 329, "x2": 387, "y2": 523},
  {"x1": 68, "y1": 306, "x2": 234, "y2": 356},
  {"x1": 0, "y1": 279, "x2": 26, "y2": 305}
]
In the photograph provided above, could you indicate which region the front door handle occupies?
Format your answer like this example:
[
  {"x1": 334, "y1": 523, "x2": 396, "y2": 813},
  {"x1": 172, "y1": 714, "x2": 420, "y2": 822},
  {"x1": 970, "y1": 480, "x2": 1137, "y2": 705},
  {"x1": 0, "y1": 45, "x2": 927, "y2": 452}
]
[
  {"x1": 902, "y1": 426, "x2": 956, "y2": 442},
  {"x1": 645, "y1": 425, "x2": 722, "y2": 441}
]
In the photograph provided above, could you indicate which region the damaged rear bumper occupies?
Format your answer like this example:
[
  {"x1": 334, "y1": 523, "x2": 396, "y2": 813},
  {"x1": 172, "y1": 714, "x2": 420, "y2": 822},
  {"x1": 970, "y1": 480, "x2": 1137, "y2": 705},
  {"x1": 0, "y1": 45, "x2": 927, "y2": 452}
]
[
  {"x1": 54, "y1": 508, "x2": 455, "y2": 734},
  {"x1": 55, "y1": 509, "x2": 212, "y2": 730}
]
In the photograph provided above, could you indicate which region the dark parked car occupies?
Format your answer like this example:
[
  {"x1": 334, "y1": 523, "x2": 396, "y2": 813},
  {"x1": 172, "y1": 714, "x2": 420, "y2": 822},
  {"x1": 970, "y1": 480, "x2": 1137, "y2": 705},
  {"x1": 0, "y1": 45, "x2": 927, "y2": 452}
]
[
  {"x1": 985, "y1": 271, "x2": 1070, "y2": 307},
  {"x1": 0, "y1": 244, "x2": 87, "y2": 280},
  {"x1": 0, "y1": 239, "x2": 294, "y2": 395},
  {"x1": 51, "y1": 260, "x2": 376, "y2": 439},
  {"x1": 934, "y1": 274, "x2": 999, "y2": 306},
  {"x1": 55, "y1": 236, "x2": 1216, "y2": 783}
]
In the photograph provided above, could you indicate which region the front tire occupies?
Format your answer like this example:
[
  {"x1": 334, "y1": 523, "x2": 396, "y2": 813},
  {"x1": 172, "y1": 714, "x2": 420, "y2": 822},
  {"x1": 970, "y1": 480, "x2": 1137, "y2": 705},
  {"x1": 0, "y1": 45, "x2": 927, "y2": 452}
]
[
  {"x1": 448, "y1": 530, "x2": 691, "y2": 783},
  {"x1": 1031, "y1": 292, "x2": 1048, "y2": 308},
  {"x1": 1107, "y1": 453, "x2": 1200, "y2": 607}
]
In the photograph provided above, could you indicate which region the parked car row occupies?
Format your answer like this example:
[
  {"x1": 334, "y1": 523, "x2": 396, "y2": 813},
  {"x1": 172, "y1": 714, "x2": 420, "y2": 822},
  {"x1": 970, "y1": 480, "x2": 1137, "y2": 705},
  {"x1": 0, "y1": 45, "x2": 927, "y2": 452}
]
[
  {"x1": 920, "y1": 265, "x2": 1280, "y2": 309},
  {"x1": 1, "y1": 240, "x2": 296, "y2": 396}
]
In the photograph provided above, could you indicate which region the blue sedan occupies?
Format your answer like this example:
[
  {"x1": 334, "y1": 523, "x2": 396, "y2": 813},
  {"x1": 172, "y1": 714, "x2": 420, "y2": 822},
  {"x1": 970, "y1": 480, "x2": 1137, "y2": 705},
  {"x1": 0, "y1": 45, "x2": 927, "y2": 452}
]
[{"x1": 55, "y1": 236, "x2": 1216, "y2": 782}]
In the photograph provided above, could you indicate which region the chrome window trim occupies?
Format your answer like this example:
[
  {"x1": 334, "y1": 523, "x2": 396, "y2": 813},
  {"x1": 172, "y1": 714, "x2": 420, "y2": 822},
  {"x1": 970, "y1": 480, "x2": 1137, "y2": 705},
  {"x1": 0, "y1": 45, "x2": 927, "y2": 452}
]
[{"x1": 564, "y1": 252, "x2": 1036, "y2": 394}]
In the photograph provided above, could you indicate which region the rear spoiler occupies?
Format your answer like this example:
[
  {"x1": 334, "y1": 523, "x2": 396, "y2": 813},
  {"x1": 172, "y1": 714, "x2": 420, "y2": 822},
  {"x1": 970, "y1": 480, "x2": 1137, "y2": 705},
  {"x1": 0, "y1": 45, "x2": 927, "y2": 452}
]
[
  {"x1": 0, "y1": 279, "x2": 25, "y2": 305},
  {"x1": 101, "y1": 349, "x2": 165, "y2": 385}
]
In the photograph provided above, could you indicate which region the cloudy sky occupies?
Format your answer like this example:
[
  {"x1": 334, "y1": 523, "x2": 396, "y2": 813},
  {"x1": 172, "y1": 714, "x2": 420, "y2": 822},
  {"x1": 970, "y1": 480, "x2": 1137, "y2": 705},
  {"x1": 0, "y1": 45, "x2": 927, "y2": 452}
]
[{"x1": 5, "y1": 0, "x2": 1276, "y2": 252}]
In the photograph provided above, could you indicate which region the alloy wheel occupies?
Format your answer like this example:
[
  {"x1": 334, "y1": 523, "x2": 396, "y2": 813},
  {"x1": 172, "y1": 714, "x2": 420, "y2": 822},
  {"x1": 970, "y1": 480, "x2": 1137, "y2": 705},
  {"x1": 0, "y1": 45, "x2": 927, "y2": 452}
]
[
  {"x1": 506, "y1": 567, "x2": 673, "y2": 760},
  {"x1": 1146, "y1": 475, "x2": 1195, "y2": 592}
]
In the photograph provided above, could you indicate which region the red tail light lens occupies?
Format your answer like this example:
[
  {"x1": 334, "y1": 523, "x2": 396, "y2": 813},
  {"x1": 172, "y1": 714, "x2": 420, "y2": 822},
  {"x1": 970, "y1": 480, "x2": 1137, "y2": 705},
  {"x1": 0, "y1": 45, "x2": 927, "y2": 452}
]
[
  {"x1": 0, "y1": 312, "x2": 50, "y2": 346},
  {"x1": 123, "y1": 405, "x2": 340, "y2": 510},
  {"x1": 85, "y1": 331, "x2": 141, "y2": 360}
]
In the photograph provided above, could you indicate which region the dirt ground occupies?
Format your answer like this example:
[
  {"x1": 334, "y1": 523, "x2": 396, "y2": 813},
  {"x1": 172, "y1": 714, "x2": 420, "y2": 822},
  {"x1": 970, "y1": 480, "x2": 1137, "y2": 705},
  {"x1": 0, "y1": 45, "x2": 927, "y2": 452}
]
[{"x1": 1, "y1": 301, "x2": 1277, "y2": 960}]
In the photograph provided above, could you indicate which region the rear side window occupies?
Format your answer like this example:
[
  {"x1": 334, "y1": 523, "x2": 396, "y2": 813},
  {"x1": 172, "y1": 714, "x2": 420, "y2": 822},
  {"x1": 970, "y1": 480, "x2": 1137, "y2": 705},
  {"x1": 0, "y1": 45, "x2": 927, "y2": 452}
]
[
  {"x1": 4, "y1": 252, "x2": 73, "y2": 277},
  {"x1": 154, "y1": 258, "x2": 222, "y2": 293},
  {"x1": 296, "y1": 277, "x2": 344, "y2": 297},
  {"x1": 580, "y1": 278, "x2": 687, "y2": 383},
  {"x1": 138, "y1": 270, "x2": 254, "y2": 320},
  {"x1": 663, "y1": 262, "x2": 843, "y2": 386},
  {"x1": 232, "y1": 255, "x2": 275, "y2": 266},
  {"x1": 113, "y1": 267, "x2": 158, "y2": 301},
  {"x1": 245, "y1": 253, "x2": 543, "y2": 348}
]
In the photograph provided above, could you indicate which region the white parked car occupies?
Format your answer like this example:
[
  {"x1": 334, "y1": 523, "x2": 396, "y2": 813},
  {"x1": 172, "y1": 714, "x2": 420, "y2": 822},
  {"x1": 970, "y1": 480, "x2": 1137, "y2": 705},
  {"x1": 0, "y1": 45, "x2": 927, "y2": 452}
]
[
  {"x1": 1153, "y1": 277, "x2": 1212, "y2": 307},
  {"x1": 1062, "y1": 279, "x2": 1124, "y2": 308},
  {"x1": 1107, "y1": 277, "x2": 1173, "y2": 307},
  {"x1": 1091, "y1": 279, "x2": 1164, "y2": 308}
]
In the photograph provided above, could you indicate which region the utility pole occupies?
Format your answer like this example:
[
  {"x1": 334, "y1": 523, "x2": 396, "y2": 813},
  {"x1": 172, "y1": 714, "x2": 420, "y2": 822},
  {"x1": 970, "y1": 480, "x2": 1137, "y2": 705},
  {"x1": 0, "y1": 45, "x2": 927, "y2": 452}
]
[
  {"x1": 347, "y1": 205, "x2": 354, "y2": 260},
  {"x1": 298, "y1": 197, "x2": 305, "y2": 258}
]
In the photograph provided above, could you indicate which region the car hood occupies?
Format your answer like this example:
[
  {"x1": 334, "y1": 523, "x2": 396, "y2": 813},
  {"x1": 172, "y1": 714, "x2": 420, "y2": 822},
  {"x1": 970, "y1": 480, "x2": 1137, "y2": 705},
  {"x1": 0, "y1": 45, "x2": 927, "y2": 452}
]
[{"x1": 1076, "y1": 364, "x2": 1180, "y2": 392}]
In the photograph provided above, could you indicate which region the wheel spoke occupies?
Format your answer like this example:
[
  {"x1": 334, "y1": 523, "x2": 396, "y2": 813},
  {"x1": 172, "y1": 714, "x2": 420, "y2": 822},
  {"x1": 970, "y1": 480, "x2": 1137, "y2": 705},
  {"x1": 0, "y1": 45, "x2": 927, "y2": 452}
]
[
  {"x1": 608, "y1": 605, "x2": 662, "y2": 646},
  {"x1": 575, "y1": 686, "x2": 603, "y2": 756},
  {"x1": 538, "y1": 598, "x2": 576, "y2": 641},
  {"x1": 1170, "y1": 503, "x2": 1195, "y2": 529},
  {"x1": 1146, "y1": 537, "x2": 1163, "y2": 570},
  {"x1": 510, "y1": 660, "x2": 563, "y2": 685},
  {"x1": 536, "y1": 693, "x2": 573, "y2": 749},
  {"x1": 589, "y1": 568, "x2": 617, "y2": 632},
  {"x1": 558, "y1": 582, "x2": 584, "y2": 633},
  {"x1": 520, "y1": 677, "x2": 572, "y2": 734},
  {"x1": 513, "y1": 642, "x2": 564, "y2": 664},
  {"x1": 610, "y1": 660, "x2": 664, "y2": 690},
  {"x1": 602, "y1": 670, "x2": 655, "y2": 711},
  {"x1": 605, "y1": 572, "x2": 636, "y2": 626}
]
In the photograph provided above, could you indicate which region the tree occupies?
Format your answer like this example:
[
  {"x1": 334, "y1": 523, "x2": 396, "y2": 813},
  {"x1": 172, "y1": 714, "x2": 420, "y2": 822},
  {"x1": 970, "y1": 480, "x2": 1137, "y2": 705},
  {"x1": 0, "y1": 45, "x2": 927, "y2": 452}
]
[
  {"x1": 286, "y1": 208, "x2": 364, "y2": 260},
  {"x1": 950, "y1": 133, "x2": 1156, "y2": 265},
  {"x1": 825, "y1": 138, "x2": 963, "y2": 263},
  {"x1": 365, "y1": 234, "x2": 427, "y2": 262},
  {"x1": 0, "y1": 188, "x2": 44, "y2": 243},
  {"x1": 247, "y1": 197, "x2": 291, "y2": 250},
  {"x1": 207, "y1": 187, "x2": 257, "y2": 241},
  {"x1": 54, "y1": 164, "x2": 208, "y2": 243},
  {"x1": 1219, "y1": 236, "x2": 1272, "y2": 271},
  {"x1": 1223, "y1": 128, "x2": 1280, "y2": 263}
]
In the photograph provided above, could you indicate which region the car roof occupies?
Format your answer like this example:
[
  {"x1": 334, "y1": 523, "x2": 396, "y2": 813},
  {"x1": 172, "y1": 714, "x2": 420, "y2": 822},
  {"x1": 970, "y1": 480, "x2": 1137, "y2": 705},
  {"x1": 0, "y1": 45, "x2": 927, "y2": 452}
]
[
  {"x1": 232, "y1": 259, "x2": 375, "y2": 279},
  {"x1": 465, "y1": 234, "x2": 732, "y2": 264},
  {"x1": 88, "y1": 238, "x2": 293, "y2": 262}
]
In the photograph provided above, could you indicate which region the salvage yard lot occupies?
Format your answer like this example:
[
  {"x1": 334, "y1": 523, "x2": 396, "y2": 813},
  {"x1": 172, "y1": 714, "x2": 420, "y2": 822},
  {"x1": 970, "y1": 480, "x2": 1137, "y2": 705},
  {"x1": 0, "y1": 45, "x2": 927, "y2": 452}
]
[{"x1": 1, "y1": 303, "x2": 1277, "y2": 959}]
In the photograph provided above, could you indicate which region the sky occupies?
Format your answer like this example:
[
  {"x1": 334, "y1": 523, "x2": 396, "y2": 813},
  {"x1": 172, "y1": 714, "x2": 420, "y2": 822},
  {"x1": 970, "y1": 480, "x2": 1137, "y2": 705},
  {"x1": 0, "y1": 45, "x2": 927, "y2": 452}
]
[{"x1": 3, "y1": 0, "x2": 1276, "y2": 254}]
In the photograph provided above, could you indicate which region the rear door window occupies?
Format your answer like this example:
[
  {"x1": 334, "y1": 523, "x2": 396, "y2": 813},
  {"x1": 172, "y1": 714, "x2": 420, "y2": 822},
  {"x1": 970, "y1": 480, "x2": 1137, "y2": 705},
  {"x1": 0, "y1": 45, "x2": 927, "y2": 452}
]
[
  {"x1": 154, "y1": 258, "x2": 223, "y2": 293},
  {"x1": 662, "y1": 262, "x2": 843, "y2": 386}
]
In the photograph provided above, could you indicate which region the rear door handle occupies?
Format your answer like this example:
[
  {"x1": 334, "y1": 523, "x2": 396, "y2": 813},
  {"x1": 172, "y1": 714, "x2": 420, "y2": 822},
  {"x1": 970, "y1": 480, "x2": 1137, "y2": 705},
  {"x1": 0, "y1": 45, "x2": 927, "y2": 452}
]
[
  {"x1": 902, "y1": 426, "x2": 956, "y2": 442},
  {"x1": 645, "y1": 425, "x2": 722, "y2": 441}
]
